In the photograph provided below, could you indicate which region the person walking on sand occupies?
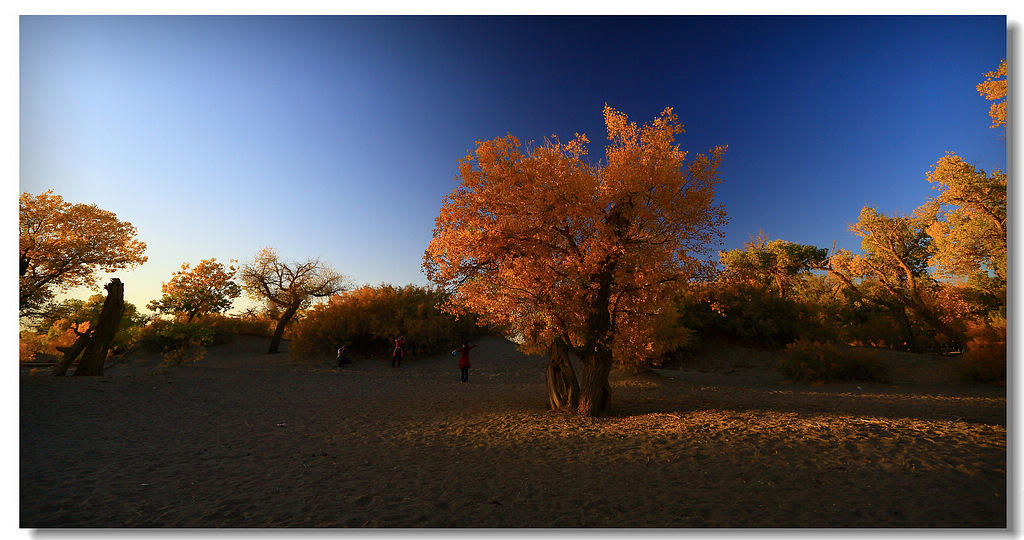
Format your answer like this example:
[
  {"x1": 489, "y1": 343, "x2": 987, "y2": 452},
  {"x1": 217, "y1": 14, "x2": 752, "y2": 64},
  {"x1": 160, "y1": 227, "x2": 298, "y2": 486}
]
[
  {"x1": 392, "y1": 335, "x2": 405, "y2": 367},
  {"x1": 453, "y1": 342, "x2": 478, "y2": 382},
  {"x1": 336, "y1": 345, "x2": 351, "y2": 369}
]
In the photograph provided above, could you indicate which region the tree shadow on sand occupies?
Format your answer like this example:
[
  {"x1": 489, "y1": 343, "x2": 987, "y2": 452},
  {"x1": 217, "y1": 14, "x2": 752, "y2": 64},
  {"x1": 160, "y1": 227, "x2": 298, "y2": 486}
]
[{"x1": 606, "y1": 369, "x2": 1005, "y2": 426}]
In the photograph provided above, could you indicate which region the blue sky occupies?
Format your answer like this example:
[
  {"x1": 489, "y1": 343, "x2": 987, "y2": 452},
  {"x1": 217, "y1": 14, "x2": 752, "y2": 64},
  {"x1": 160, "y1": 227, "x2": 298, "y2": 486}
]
[{"x1": 18, "y1": 14, "x2": 1008, "y2": 315}]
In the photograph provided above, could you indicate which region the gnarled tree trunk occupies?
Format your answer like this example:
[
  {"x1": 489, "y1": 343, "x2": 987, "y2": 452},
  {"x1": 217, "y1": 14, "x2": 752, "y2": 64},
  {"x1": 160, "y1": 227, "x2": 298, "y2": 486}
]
[
  {"x1": 890, "y1": 304, "x2": 920, "y2": 352},
  {"x1": 267, "y1": 301, "x2": 301, "y2": 354},
  {"x1": 546, "y1": 338, "x2": 580, "y2": 411},
  {"x1": 73, "y1": 278, "x2": 124, "y2": 377},
  {"x1": 52, "y1": 329, "x2": 91, "y2": 377}
]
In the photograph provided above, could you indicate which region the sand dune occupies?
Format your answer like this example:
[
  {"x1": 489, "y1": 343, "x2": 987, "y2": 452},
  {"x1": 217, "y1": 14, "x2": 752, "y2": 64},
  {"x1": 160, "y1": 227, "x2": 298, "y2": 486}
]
[{"x1": 20, "y1": 335, "x2": 1005, "y2": 528}]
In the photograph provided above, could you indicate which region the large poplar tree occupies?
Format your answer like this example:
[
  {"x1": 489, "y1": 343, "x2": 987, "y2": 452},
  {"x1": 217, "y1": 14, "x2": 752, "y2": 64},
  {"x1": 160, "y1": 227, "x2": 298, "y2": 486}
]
[{"x1": 424, "y1": 106, "x2": 728, "y2": 417}]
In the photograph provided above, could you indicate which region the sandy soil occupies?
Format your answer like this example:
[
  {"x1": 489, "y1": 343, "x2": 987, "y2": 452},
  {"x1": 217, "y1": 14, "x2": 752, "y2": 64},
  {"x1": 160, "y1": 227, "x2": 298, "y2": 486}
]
[{"x1": 20, "y1": 335, "x2": 1006, "y2": 528}]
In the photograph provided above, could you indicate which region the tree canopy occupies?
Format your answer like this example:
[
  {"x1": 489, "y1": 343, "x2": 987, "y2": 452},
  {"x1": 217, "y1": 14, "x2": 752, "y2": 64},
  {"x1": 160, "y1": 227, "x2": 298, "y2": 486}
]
[
  {"x1": 829, "y1": 207, "x2": 961, "y2": 349},
  {"x1": 916, "y1": 153, "x2": 1006, "y2": 285},
  {"x1": 822, "y1": 60, "x2": 1008, "y2": 354},
  {"x1": 147, "y1": 258, "x2": 242, "y2": 322},
  {"x1": 718, "y1": 232, "x2": 828, "y2": 299},
  {"x1": 424, "y1": 105, "x2": 727, "y2": 416},
  {"x1": 20, "y1": 190, "x2": 147, "y2": 320}
]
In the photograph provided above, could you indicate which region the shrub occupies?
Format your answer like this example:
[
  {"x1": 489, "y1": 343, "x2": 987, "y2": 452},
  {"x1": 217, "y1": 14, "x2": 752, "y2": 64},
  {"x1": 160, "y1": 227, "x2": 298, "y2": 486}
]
[
  {"x1": 19, "y1": 332, "x2": 49, "y2": 363},
  {"x1": 958, "y1": 315, "x2": 1006, "y2": 383},
  {"x1": 289, "y1": 284, "x2": 486, "y2": 358},
  {"x1": 136, "y1": 319, "x2": 217, "y2": 364},
  {"x1": 778, "y1": 338, "x2": 889, "y2": 383},
  {"x1": 199, "y1": 314, "x2": 276, "y2": 342},
  {"x1": 673, "y1": 280, "x2": 834, "y2": 349}
]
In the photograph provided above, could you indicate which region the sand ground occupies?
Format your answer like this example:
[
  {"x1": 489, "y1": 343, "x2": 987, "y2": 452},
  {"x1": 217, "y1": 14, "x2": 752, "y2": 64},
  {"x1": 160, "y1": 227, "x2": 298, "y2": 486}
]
[{"x1": 20, "y1": 335, "x2": 1006, "y2": 528}]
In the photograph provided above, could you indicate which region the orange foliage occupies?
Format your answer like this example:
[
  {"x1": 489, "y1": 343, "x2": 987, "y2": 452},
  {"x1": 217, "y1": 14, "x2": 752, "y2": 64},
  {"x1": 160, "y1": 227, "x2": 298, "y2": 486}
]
[
  {"x1": 289, "y1": 284, "x2": 483, "y2": 358},
  {"x1": 919, "y1": 282, "x2": 993, "y2": 343},
  {"x1": 960, "y1": 316, "x2": 1006, "y2": 382},
  {"x1": 49, "y1": 320, "x2": 90, "y2": 351},
  {"x1": 424, "y1": 106, "x2": 727, "y2": 413},
  {"x1": 19, "y1": 190, "x2": 147, "y2": 318},
  {"x1": 147, "y1": 258, "x2": 242, "y2": 322},
  {"x1": 919, "y1": 152, "x2": 1006, "y2": 283},
  {"x1": 976, "y1": 58, "x2": 1006, "y2": 129},
  {"x1": 19, "y1": 333, "x2": 48, "y2": 363},
  {"x1": 20, "y1": 319, "x2": 90, "y2": 363}
]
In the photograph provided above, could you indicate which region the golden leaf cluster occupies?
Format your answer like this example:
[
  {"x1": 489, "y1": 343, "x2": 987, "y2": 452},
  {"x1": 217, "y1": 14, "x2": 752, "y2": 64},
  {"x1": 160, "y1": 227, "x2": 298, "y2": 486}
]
[
  {"x1": 424, "y1": 106, "x2": 728, "y2": 366},
  {"x1": 976, "y1": 58, "x2": 1006, "y2": 129}
]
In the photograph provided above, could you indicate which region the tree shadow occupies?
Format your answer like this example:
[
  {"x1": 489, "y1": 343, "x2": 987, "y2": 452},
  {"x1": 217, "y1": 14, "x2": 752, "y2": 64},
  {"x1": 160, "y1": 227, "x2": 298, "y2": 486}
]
[{"x1": 607, "y1": 370, "x2": 1006, "y2": 426}]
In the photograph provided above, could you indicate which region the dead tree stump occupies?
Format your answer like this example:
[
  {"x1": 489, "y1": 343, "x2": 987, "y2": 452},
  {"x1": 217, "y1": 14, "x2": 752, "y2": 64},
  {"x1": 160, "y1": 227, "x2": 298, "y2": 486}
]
[
  {"x1": 72, "y1": 278, "x2": 124, "y2": 377},
  {"x1": 51, "y1": 328, "x2": 91, "y2": 377}
]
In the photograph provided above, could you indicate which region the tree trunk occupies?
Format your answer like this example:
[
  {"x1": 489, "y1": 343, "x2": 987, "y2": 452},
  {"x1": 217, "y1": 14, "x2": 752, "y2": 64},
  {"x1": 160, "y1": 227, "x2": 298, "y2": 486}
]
[
  {"x1": 894, "y1": 289, "x2": 963, "y2": 350},
  {"x1": 52, "y1": 332, "x2": 91, "y2": 376},
  {"x1": 546, "y1": 338, "x2": 580, "y2": 411},
  {"x1": 73, "y1": 278, "x2": 124, "y2": 377},
  {"x1": 267, "y1": 302, "x2": 300, "y2": 354},
  {"x1": 890, "y1": 304, "x2": 920, "y2": 352},
  {"x1": 773, "y1": 273, "x2": 787, "y2": 299},
  {"x1": 574, "y1": 256, "x2": 618, "y2": 417},
  {"x1": 577, "y1": 348, "x2": 612, "y2": 417}
]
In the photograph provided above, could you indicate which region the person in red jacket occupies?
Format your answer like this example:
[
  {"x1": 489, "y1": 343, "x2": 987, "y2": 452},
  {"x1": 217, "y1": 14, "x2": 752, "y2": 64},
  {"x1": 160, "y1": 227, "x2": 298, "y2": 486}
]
[
  {"x1": 453, "y1": 342, "x2": 478, "y2": 382},
  {"x1": 392, "y1": 335, "x2": 405, "y2": 367}
]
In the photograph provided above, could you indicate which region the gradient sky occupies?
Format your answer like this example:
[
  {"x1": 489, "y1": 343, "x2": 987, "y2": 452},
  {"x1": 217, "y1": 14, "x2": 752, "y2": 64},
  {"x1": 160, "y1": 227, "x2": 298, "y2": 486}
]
[{"x1": 19, "y1": 15, "x2": 1008, "y2": 315}]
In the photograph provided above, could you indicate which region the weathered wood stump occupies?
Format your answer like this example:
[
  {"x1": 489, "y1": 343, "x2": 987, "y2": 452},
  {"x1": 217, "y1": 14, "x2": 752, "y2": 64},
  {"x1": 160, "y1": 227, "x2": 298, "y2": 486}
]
[{"x1": 72, "y1": 278, "x2": 125, "y2": 377}]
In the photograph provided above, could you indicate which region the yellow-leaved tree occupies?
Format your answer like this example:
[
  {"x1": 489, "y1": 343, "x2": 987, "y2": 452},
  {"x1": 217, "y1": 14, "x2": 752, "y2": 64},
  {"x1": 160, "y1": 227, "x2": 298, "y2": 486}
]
[
  {"x1": 147, "y1": 258, "x2": 242, "y2": 322},
  {"x1": 913, "y1": 59, "x2": 1008, "y2": 294},
  {"x1": 20, "y1": 190, "x2": 147, "y2": 321},
  {"x1": 424, "y1": 106, "x2": 728, "y2": 417}
]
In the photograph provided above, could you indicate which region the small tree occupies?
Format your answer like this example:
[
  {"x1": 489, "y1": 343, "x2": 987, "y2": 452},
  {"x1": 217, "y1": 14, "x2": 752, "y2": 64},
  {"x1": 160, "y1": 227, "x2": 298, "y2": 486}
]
[
  {"x1": 20, "y1": 190, "x2": 147, "y2": 320},
  {"x1": 147, "y1": 258, "x2": 242, "y2": 322},
  {"x1": 240, "y1": 247, "x2": 349, "y2": 354}
]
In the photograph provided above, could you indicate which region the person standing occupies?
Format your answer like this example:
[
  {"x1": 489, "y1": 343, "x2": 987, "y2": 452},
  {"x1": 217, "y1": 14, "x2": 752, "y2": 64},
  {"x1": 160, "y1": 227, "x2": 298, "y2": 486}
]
[
  {"x1": 392, "y1": 335, "x2": 405, "y2": 367},
  {"x1": 453, "y1": 342, "x2": 478, "y2": 382}
]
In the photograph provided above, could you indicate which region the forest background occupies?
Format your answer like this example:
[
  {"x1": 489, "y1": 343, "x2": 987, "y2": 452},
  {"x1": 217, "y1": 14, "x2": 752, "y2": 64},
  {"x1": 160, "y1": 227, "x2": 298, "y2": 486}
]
[
  {"x1": 16, "y1": 16, "x2": 1009, "y2": 395},
  {"x1": 19, "y1": 56, "x2": 1007, "y2": 388}
]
